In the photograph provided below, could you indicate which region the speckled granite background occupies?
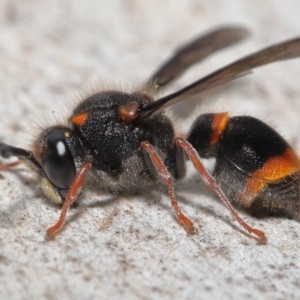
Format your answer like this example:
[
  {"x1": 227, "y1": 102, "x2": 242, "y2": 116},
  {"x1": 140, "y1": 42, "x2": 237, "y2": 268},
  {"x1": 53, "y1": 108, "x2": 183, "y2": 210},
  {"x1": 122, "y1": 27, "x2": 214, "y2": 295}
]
[{"x1": 1, "y1": 1, "x2": 300, "y2": 299}]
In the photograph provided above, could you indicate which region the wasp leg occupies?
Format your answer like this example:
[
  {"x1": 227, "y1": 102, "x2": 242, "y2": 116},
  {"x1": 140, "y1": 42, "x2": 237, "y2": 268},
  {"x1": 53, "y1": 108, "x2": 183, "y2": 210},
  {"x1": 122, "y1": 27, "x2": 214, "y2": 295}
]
[
  {"x1": 0, "y1": 161, "x2": 22, "y2": 170},
  {"x1": 174, "y1": 137, "x2": 266, "y2": 243},
  {"x1": 173, "y1": 141, "x2": 186, "y2": 180},
  {"x1": 141, "y1": 141, "x2": 197, "y2": 234},
  {"x1": 46, "y1": 162, "x2": 92, "y2": 240}
]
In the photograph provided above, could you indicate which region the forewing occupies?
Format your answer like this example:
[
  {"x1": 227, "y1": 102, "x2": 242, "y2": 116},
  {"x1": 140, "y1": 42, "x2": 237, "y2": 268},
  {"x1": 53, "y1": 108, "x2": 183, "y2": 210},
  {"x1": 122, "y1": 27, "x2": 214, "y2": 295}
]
[
  {"x1": 138, "y1": 37, "x2": 300, "y2": 121},
  {"x1": 148, "y1": 26, "x2": 249, "y2": 89}
]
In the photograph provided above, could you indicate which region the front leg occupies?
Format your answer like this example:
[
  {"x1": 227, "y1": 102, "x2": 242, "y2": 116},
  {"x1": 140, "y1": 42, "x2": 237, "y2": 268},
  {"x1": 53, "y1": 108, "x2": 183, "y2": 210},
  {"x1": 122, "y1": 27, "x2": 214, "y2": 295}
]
[{"x1": 46, "y1": 162, "x2": 92, "y2": 239}]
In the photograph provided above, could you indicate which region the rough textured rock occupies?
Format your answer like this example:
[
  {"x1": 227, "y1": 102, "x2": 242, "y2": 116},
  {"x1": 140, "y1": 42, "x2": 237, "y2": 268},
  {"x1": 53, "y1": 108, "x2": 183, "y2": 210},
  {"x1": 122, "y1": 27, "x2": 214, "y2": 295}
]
[{"x1": 0, "y1": 1, "x2": 300, "y2": 299}]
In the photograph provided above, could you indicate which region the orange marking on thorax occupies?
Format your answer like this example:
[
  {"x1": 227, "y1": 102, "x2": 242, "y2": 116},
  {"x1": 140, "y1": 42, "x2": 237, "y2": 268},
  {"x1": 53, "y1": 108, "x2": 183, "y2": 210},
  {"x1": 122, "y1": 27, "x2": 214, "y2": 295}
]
[
  {"x1": 210, "y1": 112, "x2": 229, "y2": 145},
  {"x1": 118, "y1": 102, "x2": 139, "y2": 124},
  {"x1": 252, "y1": 148, "x2": 300, "y2": 182},
  {"x1": 71, "y1": 113, "x2": 88, "y2": 126}
]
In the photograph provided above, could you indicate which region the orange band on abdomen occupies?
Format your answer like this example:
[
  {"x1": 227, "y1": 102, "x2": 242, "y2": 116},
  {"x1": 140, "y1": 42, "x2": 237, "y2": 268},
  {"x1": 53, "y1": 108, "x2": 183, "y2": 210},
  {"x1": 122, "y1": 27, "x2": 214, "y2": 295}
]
[{"x1": 251, "y1": 148, "x2": 300, "y2": 182}]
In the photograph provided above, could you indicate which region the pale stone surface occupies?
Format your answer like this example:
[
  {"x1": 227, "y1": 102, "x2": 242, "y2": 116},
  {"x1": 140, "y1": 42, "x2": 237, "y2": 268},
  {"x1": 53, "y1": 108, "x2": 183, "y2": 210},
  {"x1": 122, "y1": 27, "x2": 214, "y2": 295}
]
[{"x1": 0, "y1": 1, "x2": 300, "y2": 299}]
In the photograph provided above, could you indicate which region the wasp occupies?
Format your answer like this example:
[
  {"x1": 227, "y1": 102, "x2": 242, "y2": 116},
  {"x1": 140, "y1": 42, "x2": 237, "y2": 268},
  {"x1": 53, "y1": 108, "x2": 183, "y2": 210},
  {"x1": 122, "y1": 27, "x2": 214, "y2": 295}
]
[{"x1": 1, "y1": 26, "x2": 300, "y2": 242}]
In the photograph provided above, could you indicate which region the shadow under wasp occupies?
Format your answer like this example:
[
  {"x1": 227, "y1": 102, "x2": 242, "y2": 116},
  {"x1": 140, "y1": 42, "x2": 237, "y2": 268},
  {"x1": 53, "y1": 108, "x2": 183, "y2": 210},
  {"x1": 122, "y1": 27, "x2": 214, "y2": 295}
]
[{"x1": 1, "y1": 26, "x2": 300, "y2": 242}]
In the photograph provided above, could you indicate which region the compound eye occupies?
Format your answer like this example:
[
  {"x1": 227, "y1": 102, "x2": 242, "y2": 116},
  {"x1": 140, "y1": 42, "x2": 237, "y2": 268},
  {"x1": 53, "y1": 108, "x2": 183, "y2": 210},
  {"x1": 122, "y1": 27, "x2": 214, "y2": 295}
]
[{"x1": 43, "y1": 131, "x2": 76, "y2": 189}]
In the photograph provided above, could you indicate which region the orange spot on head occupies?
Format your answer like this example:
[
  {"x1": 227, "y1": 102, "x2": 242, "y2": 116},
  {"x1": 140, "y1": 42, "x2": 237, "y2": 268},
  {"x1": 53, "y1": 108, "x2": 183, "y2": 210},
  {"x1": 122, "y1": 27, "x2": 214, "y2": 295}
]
[
  {"x1": 71, "y1": 113, "x2": 88, "y2": 126},
  {"x1": 210, "y1": 112, "x2": 229, "y2": 145}
]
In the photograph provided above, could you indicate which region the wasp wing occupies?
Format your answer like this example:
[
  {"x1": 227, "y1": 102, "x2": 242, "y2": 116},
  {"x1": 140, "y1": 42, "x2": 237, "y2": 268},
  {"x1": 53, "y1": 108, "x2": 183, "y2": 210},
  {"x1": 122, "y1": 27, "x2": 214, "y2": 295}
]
[
  {"x1": 148, "y1": 26, "x2": 249, "y2": 89},
  {"x1": 138, "y1": 37, "x2": 300, "y2": 121}
]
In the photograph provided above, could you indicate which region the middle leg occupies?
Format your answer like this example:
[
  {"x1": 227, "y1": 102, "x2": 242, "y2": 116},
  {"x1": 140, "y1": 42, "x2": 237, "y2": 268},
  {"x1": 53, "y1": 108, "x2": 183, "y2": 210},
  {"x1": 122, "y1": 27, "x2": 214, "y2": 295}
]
[{"x1": 141, "y1": 140, "x2": 197, "y2": 234}]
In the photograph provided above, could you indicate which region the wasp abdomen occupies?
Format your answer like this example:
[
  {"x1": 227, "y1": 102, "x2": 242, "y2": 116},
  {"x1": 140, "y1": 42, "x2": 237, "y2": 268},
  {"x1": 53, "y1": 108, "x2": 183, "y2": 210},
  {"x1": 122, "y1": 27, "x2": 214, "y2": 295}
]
[{"x1": 188, "y1": 114, "x2": 300, "y2": 217}]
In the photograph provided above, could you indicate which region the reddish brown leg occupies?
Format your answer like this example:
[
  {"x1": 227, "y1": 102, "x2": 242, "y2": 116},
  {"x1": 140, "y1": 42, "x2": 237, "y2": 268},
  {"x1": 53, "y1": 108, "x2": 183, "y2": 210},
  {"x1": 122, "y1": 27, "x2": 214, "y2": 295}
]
[
  {"x1": 0, "y1": 161, "x2": 21, "y2": 171},
  {"x1": 46, "y1": 162, "x2": 92, "y2": 240},
  {"x1": 141, "y1": 141, "x2": 197, "y2": 234},
  {"x1": 175, "y1": 137, "x2": 266, "y2": 243}
]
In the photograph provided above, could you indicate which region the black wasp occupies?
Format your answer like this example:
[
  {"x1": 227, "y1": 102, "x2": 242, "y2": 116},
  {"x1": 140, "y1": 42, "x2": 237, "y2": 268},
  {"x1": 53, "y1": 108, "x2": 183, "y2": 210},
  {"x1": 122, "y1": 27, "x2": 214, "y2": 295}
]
[{"x1": 1, "y1": 26, "x2": 300, "y2": 242}]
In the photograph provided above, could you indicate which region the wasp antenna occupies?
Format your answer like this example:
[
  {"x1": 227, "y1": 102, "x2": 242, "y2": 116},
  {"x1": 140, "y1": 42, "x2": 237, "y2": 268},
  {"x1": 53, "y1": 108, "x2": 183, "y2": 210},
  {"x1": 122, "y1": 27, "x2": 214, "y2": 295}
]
[{"x1": 0, "y1": 142, "x2": 42, "y2": 170}]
